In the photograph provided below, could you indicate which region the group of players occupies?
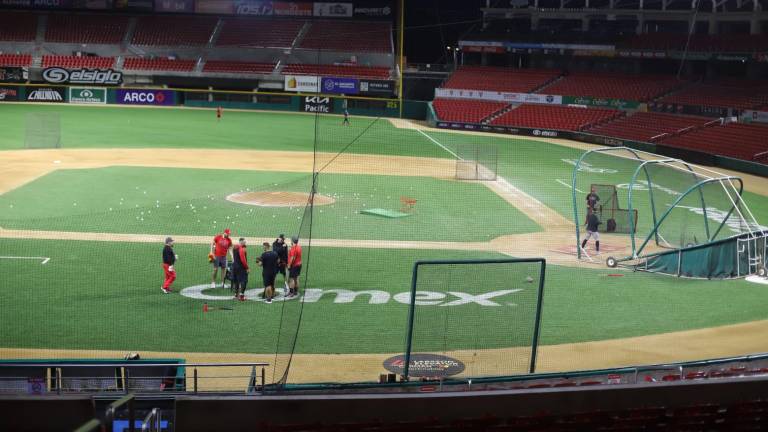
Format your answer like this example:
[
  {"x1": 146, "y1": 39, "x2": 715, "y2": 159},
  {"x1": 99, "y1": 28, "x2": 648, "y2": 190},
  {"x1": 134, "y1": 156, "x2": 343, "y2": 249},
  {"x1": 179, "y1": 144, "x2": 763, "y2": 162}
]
[{"x1": 161, "y1": 228, "x2": 303, "y2": 304}]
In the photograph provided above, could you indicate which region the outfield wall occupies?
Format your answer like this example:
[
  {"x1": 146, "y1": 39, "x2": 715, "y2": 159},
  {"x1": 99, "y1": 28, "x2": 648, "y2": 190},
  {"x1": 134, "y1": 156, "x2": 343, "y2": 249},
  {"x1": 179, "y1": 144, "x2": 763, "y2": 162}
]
[{"x1": 0, "y1": 84, "x2": 430, "y2": 120}]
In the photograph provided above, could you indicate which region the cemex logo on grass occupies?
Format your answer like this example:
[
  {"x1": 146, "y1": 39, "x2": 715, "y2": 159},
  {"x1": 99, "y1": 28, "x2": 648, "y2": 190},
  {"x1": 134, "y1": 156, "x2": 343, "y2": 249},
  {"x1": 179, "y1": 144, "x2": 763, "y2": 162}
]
[
  {"x1": 181, "y1": 286, "x2": 523, "y2": 306},
  {"x1": 43, "y1": 67, "x2": 123, "y2": 85}
]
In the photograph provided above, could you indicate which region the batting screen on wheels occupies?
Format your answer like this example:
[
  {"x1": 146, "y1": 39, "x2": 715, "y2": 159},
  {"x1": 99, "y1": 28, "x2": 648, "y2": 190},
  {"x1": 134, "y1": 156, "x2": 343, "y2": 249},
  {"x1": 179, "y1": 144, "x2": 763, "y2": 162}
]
[
  {"x1": 403, "y1": 258, "x2": 546, "y2": 380},
  {"x1": 25, "y1": 113, "x2": 61, "y2": 149}
]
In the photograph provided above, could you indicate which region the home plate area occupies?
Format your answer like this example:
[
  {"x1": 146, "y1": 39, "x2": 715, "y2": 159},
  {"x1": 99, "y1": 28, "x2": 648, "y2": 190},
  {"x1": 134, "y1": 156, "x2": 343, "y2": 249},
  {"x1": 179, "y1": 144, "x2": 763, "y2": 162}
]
[{"x1": 551, "y1": 243, "x2": 626, "y2": 256}]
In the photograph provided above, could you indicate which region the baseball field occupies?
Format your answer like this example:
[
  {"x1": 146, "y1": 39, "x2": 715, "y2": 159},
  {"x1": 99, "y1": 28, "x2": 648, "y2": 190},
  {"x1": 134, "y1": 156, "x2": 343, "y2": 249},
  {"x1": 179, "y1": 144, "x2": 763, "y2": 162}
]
[{"x1": 1, "y1": 103, "x2": 768, "y2": 385}]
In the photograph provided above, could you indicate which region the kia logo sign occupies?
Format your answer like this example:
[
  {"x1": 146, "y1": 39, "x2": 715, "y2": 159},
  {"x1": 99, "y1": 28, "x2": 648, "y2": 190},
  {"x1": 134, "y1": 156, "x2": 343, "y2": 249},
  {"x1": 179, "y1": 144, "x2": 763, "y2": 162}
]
[{"x1": 42, "y1": 68, "x2": 123, "y2": 85}]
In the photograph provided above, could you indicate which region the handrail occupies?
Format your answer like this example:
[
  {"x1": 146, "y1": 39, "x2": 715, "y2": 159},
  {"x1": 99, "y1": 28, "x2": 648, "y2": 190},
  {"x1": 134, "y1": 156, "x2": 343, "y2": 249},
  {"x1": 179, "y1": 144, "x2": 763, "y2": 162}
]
[
  {"x1": 141, "y1": 408, "x2": 162, "y2": 432},
  {"x1": 753, "y1": 150, "x2": 768, "y2": 161},
  {"x1": 106, "y1": 393, "x2": 136, "y2": 432},
  {"x1": 73, "y1": 419, "x2": 101, "y2": 432}
]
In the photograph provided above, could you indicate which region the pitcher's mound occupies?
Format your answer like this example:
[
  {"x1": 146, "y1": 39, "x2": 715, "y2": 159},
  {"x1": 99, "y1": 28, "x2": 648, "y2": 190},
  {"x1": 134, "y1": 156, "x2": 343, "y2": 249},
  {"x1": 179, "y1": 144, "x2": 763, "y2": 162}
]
[{"x1": 226, "y1": 191, "x2": 335, "y2": 207}]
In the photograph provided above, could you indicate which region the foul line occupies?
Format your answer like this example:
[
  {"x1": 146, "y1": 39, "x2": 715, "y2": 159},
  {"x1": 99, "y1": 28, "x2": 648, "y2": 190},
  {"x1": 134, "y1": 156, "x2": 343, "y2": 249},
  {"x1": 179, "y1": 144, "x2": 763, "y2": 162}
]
[
  {"x1": 0, "y1": 256, "x2": 50, "y2": 265},
  {"x1": 417, "y1": 129, "x2": 460, "y2": 159},
  {"x1": 556, "y1": 179, "x2": 584, "y2": 193}
]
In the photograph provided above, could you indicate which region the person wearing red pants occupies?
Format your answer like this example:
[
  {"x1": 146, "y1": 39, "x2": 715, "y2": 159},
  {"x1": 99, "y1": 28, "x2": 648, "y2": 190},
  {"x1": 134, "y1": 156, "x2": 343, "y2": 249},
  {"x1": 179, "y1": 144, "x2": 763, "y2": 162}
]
[{"x1": 162, "y1": 237, "x2": 177, "y2": 294}]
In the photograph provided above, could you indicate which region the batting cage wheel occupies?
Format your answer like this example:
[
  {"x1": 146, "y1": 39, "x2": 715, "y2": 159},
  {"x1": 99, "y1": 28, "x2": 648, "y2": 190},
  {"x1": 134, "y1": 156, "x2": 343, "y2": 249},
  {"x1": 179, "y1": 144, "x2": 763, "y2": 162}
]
[
  {"x1": 606, "y1": 257, "x2": 617, "y2": 268},
  {"x1": 759, "y1": 266, "x2": 767, "y2": 278}
]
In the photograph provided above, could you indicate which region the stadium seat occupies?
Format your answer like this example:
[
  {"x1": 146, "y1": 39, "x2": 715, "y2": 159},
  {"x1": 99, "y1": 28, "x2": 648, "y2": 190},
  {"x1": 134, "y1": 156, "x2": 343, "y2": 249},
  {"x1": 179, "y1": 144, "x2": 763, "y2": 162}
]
[
  {"x1": 442, "y1": 66, "x2": 561, "y2": 93},
  {"x1": 432, "y1": 99, "x2": 507, "y2": 123},
  {"x1": 660, "y1": 122, "x2": 768, "y2": 163},
  {"x1": 203, "y1": 61, "x2": 276, "y2": 74},
  {"x1": 282, "y1": 64, "x2": 390, "y2": 79},
  {"x1": 545, "y1": 72, "x2": 683, "y2": 101},
  {"x1": 0, "y1": 12, "x2": 37, "y2": 42},
  {"x1": 132, "y1": 16, "x2": 217, "y2": 46},
  {"x1": 0, "y1": 54, "x2": 32, "y2": 67},
  {"x1": 587, "y1": 112, "x2": 711, "y2": 142},
  {"x1": 216, "y1": 18, "x2": 304, "y2": 48},
  {"x1": 42, "y1": 55, "x2": 115, "y2": 69},
  {"x1": 123, "y1": 57, "x2": 195, "y2": 72},
  {"x1": 491, "y1": 104, "x2": 618, "y2": 131},
  {"x1": 661, "y1": 79, "x2": 768, "y2": 110},
  {"x1": 45, "y1": 14, "x2": 129, "y2": 44},
  {"x1": 299, "y1": 20, "x2": 392, "y2": 53}
]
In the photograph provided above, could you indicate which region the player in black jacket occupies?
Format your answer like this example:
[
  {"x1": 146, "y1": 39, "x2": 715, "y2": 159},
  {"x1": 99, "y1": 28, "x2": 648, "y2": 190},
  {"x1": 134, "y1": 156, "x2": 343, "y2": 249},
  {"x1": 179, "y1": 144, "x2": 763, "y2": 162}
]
[
  {"x1": 581, "y1": 213, "x2": 602, "y2": 254},
  {"x1": 272, "y1": 234, "x2": 288, "y2": 294},
  {"x1": 257, "y1": 242, "x2": 279, "y2": 304},
  {"x1": 161, "y1": 237, "x2": 176, "y2": 294}
]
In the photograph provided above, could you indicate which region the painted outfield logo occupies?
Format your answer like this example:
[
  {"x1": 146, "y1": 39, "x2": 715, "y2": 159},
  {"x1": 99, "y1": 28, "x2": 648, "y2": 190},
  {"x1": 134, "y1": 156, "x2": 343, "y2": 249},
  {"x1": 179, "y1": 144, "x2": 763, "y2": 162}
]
[
  {"x1": 180, "y1": 285, "x2": 523, "y2": 306},
  {"x1": 562, "y1": 159, "x2": 617, "y2": 174}
]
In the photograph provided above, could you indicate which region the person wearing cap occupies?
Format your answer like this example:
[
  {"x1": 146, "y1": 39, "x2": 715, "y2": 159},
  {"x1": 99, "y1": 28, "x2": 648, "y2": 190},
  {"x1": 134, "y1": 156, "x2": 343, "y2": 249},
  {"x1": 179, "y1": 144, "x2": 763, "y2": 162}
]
[
  {"x1": 161, "y1": 237, "x2": 176, "y2": 294},
  {"x1": 210, "y1": 228, "x2": 234, "y2": 289},
  {"x1": 257, "y1": 242, "x2": 279, "y2": 304},
  {"x1": 287, "y1": 236, "x2": 302, "y2": 298},
  {"x1": 272, "y1": 234, "x2": 289, "y2": 294},
  {"x1": 232, "y1": 238, "x2": 249, "y2": 301}
]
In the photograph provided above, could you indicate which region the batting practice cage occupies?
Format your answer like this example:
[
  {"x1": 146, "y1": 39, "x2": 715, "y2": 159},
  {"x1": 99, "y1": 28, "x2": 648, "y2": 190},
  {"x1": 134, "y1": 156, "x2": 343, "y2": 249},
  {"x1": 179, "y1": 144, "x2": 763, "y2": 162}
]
[{"x1": 572, "y1": 147, "x2": 768, "y2": 279}]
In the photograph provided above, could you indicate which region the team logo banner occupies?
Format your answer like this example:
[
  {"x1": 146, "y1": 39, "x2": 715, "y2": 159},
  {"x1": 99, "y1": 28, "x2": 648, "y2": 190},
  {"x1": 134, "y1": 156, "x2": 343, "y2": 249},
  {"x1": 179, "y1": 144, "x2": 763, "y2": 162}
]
[
  {"x1": 116, "y1": 89, "x2": 176, "y2": 106},
  {"x1": 69, "y1": 87, "x2": 107, "y2": 104},
  {"x1": 313, "y1": 2, "x2": 352, "y2": 17},
  {"x1": 273, "y1": 1, "x2": 312, "y2": 16},
  {"x1": 234, "y1": 0, "x2": 273, "y2": 15},
  {"x1": 43, "y1": 67, "x2": 123, "y2": 85},
  {"x1": 321, "y1": 77, "x2": 358, "y2": 95},
  {"x1": 26, "y1": 87, "x2": 66, "y2": 102},
  {"x1": 359, "y1": 79, "x2": 394, "y2": 96}
]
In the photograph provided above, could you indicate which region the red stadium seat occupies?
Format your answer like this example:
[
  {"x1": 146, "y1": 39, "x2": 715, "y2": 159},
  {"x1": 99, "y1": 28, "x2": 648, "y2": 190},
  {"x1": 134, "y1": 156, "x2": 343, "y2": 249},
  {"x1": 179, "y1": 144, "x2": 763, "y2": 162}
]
[
  {"x1": 0, "y1": 12, "x2": 37, "y2": 42},
  {"x1": 0, "y1": 54, "x2": 32, "y2": 67},
  {"x1": 203, "y1": 61, "x2": 276, "y2": 74},
  {"x1": 132, "y1": 16, "x2": 217, "y2": 46},
  {"x1": 660, "y1": 122, "x2": 768, "y2": 163},
  {"x1": 45, "y1": 14, "x2": 129, "y2": 44},
  {"x1": 282, "y1": 64, "x2": 390, "y2": 79},
  {"x1": 432, "y1": 99, "x2": 507, "y2": 124},
  {"x1": 123, "y1": 58, "x2": 195, "y2": 72},
  {"x1": 299, "y1": 20, "x2": 392, "y2": 53},
  {"x1": 661, "y1": 79, "x2": 768, "y2": 110},
  {"x1": 587, "y1": 112, "x2": 710, "y2": 142},
  {"x1": 42, "y1": 55, "x2": 114, "y2": 69},
  {"x1": 491, "y1": 104, "x2": 618, "y2": 131},
  {"x1": 546, "y1": 72, "x2": 684, "y2": 102},
  {"x1": 217, "y1": 18, "x2": 304, "y2": 48},
  {"x1": 443, "y1": 66, "x2": 561, "y2": 93}
]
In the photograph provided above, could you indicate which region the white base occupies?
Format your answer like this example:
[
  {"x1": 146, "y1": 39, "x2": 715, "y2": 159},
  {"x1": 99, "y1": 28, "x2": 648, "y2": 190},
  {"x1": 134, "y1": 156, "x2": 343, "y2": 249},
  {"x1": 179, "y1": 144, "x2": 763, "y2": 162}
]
[{"x1": 746, "y1": 275, "x2": 768, "y2": 285}]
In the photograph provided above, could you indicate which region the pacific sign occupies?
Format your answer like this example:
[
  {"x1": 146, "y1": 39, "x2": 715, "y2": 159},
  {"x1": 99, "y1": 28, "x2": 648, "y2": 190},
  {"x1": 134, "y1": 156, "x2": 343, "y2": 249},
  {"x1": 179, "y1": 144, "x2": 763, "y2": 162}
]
[
  {"x1": 181, "y1": 286, "x2": 523, "y2": 306},
  {"x1": 42, "y1": 67, "x2": 123, "y2": 85}
]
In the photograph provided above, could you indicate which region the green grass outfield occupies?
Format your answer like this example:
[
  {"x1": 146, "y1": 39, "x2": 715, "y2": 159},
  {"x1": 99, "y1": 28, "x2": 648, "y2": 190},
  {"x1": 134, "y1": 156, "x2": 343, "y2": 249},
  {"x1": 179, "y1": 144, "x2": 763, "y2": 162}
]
[
  {"x1": 2, "y1": 238, "x2": 768, "y2": 354},
  {"x1": 1, "y1": 104, "x2": 768, "y2": 359}
]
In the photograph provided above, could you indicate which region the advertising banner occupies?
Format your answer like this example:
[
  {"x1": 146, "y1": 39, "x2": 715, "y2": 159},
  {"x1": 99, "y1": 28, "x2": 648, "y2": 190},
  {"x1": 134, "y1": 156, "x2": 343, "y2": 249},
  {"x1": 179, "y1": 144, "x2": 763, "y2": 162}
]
[
  {"x1": 273, "y1": 1, "x2": 311, "y2": 16},
  {"x1": 0, "y1": 66, "x2": 28, "y2": 83},
  {"x1": 0, "y1": 0, "x2": 72, "y2": 8},
  {"x1": 116, "y1": 89, "x2": 176, "y2": 105},
  {"x1": 435, "y1": 88, "x2": 562, "y2": 105},
  {"x1": 742, "y1": 110, "x2": 768, "y2": 124},
  {"x1": 359, "y1": 79, "x2": 394, "y2": 96},
  {"x1": 563, "y1": 96, "x2": 639, "y2": 110},
  {"x1": 321, "y1": 77, "x2": 358, "y2": 95},
  {"x1": 43, "y1": 67, "x2": 123, "y2": 85},
  {"x1": 301, "y1": 96, "x2": 333, "y2": 113},
  {"x1": 234, "y1": 0, "x2": 273, "y2": 15},
  {"x1": 195, "y1": 0, "x2": 233, "y2": 14},
  {"x1": 113, "y1": 0, "x2": 154, "y2": 10},
  {"x1": 353, "y1": 1, "x2": 392, "y2": 17},
  {"x1": 75, "y1": 0, "x2": 112, "y2": 10},
  {"x1": 0, "y1": 86, "x2": 20, "y2": 102},
  {"x1": 69, "y1": 87, "x2": 107, "y2": 104},
  {"x1": 284, "y1": 75, "x2": 319, "y2": 92},
  {"x1": 155, "y1": 0, "x2": 194, "y2": 12},
  {"x1": 26, "y1": 87, "x2": 66, "y2": 103},
  {"x1": 313, "y1": 2, "x2": 352, "y2": 17}
]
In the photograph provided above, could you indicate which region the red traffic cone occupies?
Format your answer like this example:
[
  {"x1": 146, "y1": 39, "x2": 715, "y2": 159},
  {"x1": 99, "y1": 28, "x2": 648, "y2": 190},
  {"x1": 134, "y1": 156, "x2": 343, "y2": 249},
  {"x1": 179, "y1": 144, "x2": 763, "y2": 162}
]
[{"x1": 203, "y1": 303, "x2": 209, "y2": 313}]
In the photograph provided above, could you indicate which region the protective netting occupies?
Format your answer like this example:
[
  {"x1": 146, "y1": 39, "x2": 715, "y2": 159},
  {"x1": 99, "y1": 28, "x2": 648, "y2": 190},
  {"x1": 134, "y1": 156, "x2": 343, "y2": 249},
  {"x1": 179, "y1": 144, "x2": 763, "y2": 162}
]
[
  {"x1": 404, "y1": 259, "x2": 545, "y2": 379},
  {"x1": 25, "y1": 112, "x2": 61, "y2": 149}
]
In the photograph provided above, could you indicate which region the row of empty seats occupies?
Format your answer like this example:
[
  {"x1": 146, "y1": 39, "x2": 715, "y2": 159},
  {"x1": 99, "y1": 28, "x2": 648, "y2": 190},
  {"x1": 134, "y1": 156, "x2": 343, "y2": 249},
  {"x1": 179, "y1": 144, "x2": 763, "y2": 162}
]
[
  {"x1": 546, "y1": 72, "x2": 684, "y2": 101},
  {"x1": 0, "y1": 54, "x2": 32, "y2": 67},
  {"x1": 132, "y1": 16, "x2": 217, "y2": 47},
  {"x1": 586, "y1": 112, "x2": 711, "y2": 142},
  {"x1": 45, "y1": 14, "x2": 129, "y2": 45},
  {"x1": 432, "y1": 99, "x2": 507, "y2": 123},
  {"x1": 299, "y1": 20, "x2": 392, "y2": 53},
  {"x1": 123, "y1": 58, "x2": 195, "y2": 72},
  {"x1": 282, "y1": 63, "x2": 390, "y2": 79},
  {"x1": 216, "y1": 18, "x2": 303, "y2": 48},
  {"x1": 491, "y1": 104, "x2": 618, "y2": 130},
  {"x1": 443, "y1": 66, "x2": 561, "y2": 93},
  {"x1": 661, "y1": 79, "x2": 768, "y2": 110},
  {"x1": 0, "y1": 12, "x2": 37, "y2": 42},
  {"x1": 41, "y1": 55, "x2": 114, "y2": 69},
  {"x1": 661, "y1": 122, "x2": 768, "y2": 162},
  {"x1": 624, "y1": 33, "x2": 768, "y2": 52},
  {"x1": 203, "y1": 61, "x2": 275, "y2": 74}
]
